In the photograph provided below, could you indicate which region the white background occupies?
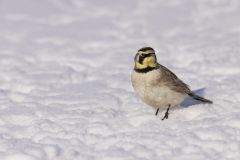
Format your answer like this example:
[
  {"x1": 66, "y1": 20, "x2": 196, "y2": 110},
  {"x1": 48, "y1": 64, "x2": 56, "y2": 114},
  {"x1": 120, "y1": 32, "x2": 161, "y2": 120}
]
[{"x1": 0, "y1": 0, "x2": 240, "y2": 159}]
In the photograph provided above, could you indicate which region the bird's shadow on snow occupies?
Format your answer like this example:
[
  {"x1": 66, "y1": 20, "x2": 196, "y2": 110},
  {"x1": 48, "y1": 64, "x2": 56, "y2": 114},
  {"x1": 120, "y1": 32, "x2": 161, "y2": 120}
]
[{"x1": 180, "y1": 88, "x2": 206, "y2": 108}]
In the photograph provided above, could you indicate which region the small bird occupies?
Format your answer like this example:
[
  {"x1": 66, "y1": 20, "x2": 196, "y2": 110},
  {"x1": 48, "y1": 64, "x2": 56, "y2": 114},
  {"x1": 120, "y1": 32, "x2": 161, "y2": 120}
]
[{"x1": 131, "y1": 47, "x2": 212, "y2": 120}]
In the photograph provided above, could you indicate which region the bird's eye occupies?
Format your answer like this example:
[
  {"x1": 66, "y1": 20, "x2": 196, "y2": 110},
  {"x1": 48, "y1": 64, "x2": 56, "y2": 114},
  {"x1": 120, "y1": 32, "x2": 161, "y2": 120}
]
[{"x1": 138, "y1": 54, "x2": 145, "y2": 64}]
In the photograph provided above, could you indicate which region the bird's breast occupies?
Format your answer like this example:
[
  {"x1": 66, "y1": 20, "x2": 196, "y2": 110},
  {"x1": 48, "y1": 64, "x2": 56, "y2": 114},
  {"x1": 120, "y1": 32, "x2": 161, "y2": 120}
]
[
  {"x1": 131, "y1": 69, "x2": 187, "y2": 108},
  {"x1": 131, "y1": 70, "x2": 162, "y2": 101}
]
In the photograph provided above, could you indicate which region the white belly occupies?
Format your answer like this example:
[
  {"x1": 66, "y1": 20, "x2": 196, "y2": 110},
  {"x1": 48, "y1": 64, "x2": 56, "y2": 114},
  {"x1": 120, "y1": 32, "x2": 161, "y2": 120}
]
[{"x1": 131, "y1": 70, "x2": 187, "y2": 108}]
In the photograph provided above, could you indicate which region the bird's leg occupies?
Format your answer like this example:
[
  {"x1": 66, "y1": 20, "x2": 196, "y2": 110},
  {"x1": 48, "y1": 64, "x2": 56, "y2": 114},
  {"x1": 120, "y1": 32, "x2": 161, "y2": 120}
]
[
  {"x1": 155, "y1": 108, "x2": 159, "y2": 116},
  {"x1": 162, "y1": 105, "x2": 171, "y2": 120}
]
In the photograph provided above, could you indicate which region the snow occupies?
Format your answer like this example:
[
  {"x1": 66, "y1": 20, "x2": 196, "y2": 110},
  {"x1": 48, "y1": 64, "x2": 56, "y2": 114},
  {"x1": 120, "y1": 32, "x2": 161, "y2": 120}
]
[{"x1": 0, "y1": 0, "x2": 240, "y2": 159}]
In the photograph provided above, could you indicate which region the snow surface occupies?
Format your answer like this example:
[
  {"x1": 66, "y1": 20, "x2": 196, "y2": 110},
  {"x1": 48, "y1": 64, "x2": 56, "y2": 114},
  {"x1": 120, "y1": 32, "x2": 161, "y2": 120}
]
[{"x1": 0, "y1": 0, "x2": 240, "y2": 159}]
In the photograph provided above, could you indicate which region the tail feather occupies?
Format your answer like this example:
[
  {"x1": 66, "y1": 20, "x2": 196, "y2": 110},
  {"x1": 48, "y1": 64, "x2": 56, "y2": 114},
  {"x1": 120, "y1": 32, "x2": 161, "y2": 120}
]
[{"x1": 188, "y1": 92, "x2": 213, "y2": 104}]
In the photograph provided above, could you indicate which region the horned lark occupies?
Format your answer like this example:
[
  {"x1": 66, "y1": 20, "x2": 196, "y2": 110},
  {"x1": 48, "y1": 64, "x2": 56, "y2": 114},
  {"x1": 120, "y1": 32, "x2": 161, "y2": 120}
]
[{"x1": 131, "y1": 47, "x2": 212, "y2": 120}]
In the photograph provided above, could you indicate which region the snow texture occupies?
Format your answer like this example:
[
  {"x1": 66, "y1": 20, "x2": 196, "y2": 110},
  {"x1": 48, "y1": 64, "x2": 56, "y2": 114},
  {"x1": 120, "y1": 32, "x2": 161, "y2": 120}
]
[{"x1": 0, "y1": 0, "x2": 240, "y2": 160}]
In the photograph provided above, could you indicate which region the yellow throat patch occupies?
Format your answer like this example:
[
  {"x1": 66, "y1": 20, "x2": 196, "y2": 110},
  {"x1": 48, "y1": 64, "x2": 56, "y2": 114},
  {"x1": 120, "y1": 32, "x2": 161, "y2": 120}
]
[{"x1": 135, "y1": 54, "x2": 157, "y2": 69}]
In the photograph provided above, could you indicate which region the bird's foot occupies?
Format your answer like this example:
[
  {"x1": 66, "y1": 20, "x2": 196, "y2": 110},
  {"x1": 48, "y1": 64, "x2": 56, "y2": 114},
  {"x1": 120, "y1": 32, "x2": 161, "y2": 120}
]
[
  {"x1": 155, "y1": 108, "x2": 159, "y2": 116},
  {"x1": 162, "y1": 105, "x2": 171, "y2": 120}
]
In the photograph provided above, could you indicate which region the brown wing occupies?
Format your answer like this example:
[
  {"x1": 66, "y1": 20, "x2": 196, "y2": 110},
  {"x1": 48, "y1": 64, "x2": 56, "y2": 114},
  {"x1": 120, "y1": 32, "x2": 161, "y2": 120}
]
[{"x1": 158, "y1": 63, "x2": 191, "y2": 94}]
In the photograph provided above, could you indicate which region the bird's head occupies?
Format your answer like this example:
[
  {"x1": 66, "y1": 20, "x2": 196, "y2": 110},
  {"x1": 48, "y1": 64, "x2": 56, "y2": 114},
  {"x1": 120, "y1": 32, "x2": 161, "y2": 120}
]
[{"x1": 134, "y1": 47, "x2": 157, "y2": 71}]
